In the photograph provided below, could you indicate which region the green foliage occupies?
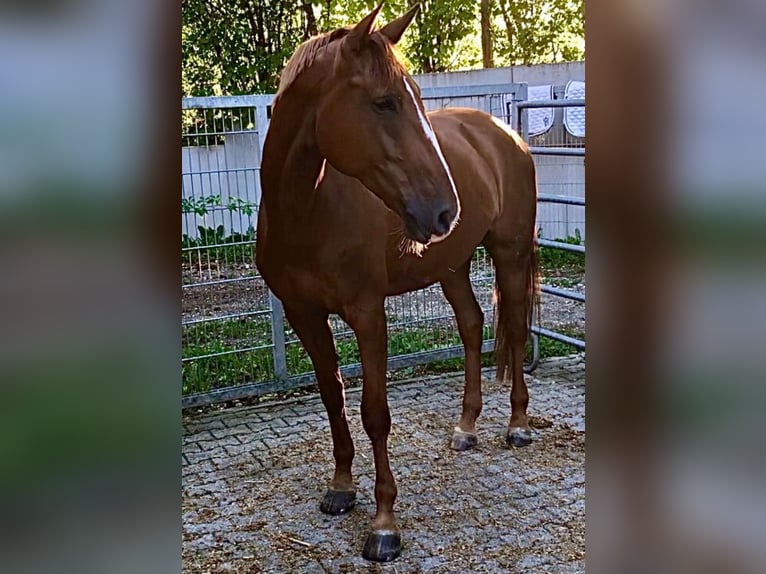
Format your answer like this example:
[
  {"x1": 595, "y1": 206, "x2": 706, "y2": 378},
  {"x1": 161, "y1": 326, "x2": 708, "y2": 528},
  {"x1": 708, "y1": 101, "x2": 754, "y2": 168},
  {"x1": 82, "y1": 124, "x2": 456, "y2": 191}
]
[
  {"x1": 182, "y1": 0, "x2": 584, "y2": 97},
  {"x1": 493, "y1": 0, "x2": 584, "y2": 65},
  {"x1": 538, "y1": 231, "x2": 585, "y2": 276},
  {"x1": 182, "y1": 0, "x2": 316, "y2": 95},
  {"x1": 406, "y1": 0, "x2": 480, "y2": 72},
  {"x1": 181, "y1": 195, "x2": 258, "y2": 261},
  {"x1": 181, "y1": 195, "x2": 257, "y2": 217}
]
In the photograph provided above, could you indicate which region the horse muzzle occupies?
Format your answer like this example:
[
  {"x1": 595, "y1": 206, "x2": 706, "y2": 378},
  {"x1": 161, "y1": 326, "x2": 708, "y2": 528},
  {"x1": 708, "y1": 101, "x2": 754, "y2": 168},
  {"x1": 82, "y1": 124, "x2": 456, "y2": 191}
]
[{"x1": 403, "y1": 198, "x2": 458, "y2": 245}]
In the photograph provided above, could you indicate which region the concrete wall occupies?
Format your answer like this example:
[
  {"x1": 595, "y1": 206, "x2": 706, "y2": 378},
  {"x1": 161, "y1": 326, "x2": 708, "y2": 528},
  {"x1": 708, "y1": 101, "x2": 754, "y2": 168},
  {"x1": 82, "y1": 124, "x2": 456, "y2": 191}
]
[
  {"x1": 413, "y1": 61, "x2": 585, "y2": 89},
  {"x1": 535, "y1": 155, "x2": 585, "y2": 241}
]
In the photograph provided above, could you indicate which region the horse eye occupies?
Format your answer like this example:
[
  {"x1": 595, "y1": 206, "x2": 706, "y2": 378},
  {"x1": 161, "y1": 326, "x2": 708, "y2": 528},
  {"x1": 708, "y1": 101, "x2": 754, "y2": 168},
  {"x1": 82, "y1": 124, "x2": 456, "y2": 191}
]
[{"x1": 373, "y1": 96, "x2": 398, "y2": 113}]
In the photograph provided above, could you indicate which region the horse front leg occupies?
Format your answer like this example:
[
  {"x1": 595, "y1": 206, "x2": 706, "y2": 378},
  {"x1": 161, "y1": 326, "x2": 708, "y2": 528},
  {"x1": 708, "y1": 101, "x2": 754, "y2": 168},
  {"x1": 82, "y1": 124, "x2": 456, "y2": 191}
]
[
  {"x1": 283, "y1": 305, "x2": 356, "y2": 514},
  {"x1": 343, "y1": 300, "x2": 400, "y2": 562}
]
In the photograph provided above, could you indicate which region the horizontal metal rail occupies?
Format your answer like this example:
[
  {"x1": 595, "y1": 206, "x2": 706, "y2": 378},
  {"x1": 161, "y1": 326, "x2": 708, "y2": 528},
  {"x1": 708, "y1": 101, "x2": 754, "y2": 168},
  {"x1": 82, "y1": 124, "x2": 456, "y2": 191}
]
[
  {"x1": 182, "y1": 340, "x2": 501, "y2": 408},
  {"x1": 182, "y1": 95, "x2": 274, "y2": 109},
  {"x1": 531, "y1": 326, "x2": 585, "y2": 350},
  {"x1": 182, "y1": 309, "x2": 270, "y2": 327},
  {"x1": 182, "y1": 166, "x2": 260, "y2": 177},
  {"x1": 182, "y1": 276, "x2": 260, "y2": 289},
  {"x1": 518, "y1": 98, "x2": 585, "y2": 109},
  {"x1": 537, "y1": 193, "x2": 585, "y2": 206},
  {"x1": 181, "y1": 239, "x2": 257, "y2": 253},
  {"x1": 540, "y1": 285, "x2": 585, "y2": 302},
  {"x1": 182, "y1": 343, "x2": 274, "y2": 363},
  {"x1": 180, "y1": 206, "x2": 257, "y2": 216},
  {"x1": 182, "y1": 129, "x2": 259, "y2": 138},
  {"x1": 529, "y1": 147, "x2": 585, "y2": 157},
  {"x1": 537, "y1": 238, "x2": 585, "y2": 253}
]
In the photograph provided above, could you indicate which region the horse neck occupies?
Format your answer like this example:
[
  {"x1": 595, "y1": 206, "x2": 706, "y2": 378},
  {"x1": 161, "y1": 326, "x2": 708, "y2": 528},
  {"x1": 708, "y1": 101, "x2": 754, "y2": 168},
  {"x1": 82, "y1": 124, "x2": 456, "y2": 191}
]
[{"x1": 259, "y1": 94, "x2": 324, "y2": 235}]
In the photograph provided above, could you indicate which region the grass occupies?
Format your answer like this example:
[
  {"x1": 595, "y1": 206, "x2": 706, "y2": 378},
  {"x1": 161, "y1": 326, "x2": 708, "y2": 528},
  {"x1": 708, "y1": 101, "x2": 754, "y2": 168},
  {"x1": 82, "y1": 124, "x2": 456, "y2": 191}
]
[
  {"x1": 182, "y1": 319, "x2": 467, "y2": 395},
  {"x1": 538, "y1": 237, "x2": 585, "y2": 277},
  {"x1": 182, "y1": 318, "x2": 584, "y2": 396}
]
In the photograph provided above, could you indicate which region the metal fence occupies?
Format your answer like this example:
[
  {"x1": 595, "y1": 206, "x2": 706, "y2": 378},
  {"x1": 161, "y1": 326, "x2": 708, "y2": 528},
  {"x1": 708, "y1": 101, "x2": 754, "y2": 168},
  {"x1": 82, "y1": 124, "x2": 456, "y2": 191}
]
[
  {"x1": 182, "y1": 82, "x2": 584, "y2": 408},
  {"x1": 518, "y1": 97, "x2": 586, "y2": 352}
]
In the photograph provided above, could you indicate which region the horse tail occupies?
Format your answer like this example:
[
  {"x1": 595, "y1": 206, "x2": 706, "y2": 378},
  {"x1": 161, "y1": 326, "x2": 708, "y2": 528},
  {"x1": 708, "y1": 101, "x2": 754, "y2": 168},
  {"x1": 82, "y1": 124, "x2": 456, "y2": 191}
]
[{"x1": 494, "y1": 232, "x2": 540, "y2": 382}]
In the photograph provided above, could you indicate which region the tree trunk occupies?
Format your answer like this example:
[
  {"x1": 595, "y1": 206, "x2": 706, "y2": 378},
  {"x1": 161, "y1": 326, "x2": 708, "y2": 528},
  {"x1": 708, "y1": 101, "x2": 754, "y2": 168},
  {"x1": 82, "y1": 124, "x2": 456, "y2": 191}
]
[
  {"x1": 481, "y1": 0, "x2": 494, "y2": 68},
  {"x1": 302, "y1": 1, "x2": 318, "y2": 39}
]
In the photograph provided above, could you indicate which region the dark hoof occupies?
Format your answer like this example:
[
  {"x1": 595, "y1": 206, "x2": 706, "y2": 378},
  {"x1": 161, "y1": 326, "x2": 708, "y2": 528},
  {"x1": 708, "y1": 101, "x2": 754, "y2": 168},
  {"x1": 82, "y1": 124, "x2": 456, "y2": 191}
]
[
  {"x1": 362, "y1": 530, "x2": 402, "y2": 562},
  {"x1": 450, "y1": 427, "x2": 478, "y2": 451},
  {"x1": 320, "y1": 489, "x2": 356, "y2": 515},
  {"x1": 506, "y1": 427, "x2": 532, "y2": 447}
]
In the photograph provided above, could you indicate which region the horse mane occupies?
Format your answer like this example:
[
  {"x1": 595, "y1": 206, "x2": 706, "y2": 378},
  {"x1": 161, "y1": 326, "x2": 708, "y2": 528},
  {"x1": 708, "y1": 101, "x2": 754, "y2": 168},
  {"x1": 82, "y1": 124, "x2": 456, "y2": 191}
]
[
  {"x1": 274, "y1": 27, "x2": 406, "y2": 107},
  {"x1": 276, "y1": 28, "x2": 348, "y2": 101}
]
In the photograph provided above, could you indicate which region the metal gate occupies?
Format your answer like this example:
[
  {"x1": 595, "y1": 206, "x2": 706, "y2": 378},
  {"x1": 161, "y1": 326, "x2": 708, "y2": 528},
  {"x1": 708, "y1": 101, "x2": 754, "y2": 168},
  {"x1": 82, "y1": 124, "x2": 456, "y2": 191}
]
[
  {"x1": 518, "y1": 96, "x2": 586, "y2": 353},
  {"x1": 182, "y1": 82, "x2": 583, "y2": 408}
]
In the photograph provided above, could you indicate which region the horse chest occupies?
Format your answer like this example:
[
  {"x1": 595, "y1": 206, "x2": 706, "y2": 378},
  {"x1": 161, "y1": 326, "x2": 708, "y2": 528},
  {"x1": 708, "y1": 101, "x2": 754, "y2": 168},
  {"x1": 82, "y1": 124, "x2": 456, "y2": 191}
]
[{"x1": 259, "y1": 248, "x2": 364, "y2": 312}]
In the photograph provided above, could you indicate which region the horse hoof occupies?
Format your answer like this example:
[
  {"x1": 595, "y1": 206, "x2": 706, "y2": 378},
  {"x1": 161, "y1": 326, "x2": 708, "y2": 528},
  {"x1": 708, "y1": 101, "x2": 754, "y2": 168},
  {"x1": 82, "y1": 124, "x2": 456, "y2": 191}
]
[
  {"x1": 450, "y1": 427, "x2": 478, "y2": 451},
  {"x1": 506, "y1": 427, "x2": 532, "y2": 447},
  {"x1": 362, "y1": 530, "x2": 402, "y2": 562},
  {"x1": 319, "y1": 489, "x2": 356, "y2": 515}
]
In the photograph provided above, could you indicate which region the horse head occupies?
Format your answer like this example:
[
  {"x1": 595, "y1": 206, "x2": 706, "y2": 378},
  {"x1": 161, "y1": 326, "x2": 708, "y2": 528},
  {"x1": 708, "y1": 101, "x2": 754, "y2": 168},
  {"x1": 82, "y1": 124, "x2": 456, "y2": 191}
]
[{"x1": 310, "y1": 4, "x2": 461, "y2": 244}]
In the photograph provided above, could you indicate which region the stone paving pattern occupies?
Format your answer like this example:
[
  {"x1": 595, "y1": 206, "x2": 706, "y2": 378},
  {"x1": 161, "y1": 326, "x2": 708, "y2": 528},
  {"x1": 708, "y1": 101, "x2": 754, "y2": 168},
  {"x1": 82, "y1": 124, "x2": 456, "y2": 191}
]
[{"x1": 182, "y1": 354, "x2": 585, "y2": 573}]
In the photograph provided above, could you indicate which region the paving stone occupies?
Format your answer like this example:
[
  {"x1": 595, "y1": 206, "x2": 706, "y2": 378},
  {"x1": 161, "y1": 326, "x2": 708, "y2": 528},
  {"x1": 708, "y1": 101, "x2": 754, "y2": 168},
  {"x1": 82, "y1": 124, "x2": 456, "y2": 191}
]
[{"x1": 183, "y1": 355, "x2": 585, "y2": 572}]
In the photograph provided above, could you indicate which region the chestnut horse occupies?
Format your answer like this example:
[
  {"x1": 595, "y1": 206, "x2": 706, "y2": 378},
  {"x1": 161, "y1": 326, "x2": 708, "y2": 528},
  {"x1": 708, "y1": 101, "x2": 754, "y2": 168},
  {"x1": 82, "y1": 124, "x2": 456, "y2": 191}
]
[{"x1": 256, "y1": 4, "x2": 538, "y2": 562}]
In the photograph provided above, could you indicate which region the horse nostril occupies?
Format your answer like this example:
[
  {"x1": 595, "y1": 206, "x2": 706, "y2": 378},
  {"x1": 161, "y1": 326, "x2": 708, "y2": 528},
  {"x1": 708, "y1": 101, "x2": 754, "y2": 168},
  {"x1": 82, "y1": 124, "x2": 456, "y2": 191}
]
[{"x1": 434, "y1": 206, "x2": 454, "y2": 236}]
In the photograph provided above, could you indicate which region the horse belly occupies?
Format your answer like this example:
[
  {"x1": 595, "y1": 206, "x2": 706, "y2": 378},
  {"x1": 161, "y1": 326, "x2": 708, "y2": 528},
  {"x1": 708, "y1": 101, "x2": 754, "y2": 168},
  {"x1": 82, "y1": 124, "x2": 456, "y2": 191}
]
[
  {"x1": 385, "y1": 272, "x2": 436, "y2": 296},
  {"x1": 384, "y1": 245, "x2": 471, "y2": 296}
]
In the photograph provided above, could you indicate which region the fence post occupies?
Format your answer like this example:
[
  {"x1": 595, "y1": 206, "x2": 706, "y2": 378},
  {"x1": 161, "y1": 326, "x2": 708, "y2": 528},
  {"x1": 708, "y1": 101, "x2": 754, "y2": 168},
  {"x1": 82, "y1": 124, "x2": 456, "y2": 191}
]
[
  {"x1": 255, "y1": 103, "x2": 270, "y2": 161},
  {"x1": 510, "y1": 83, "x2": 528, "y2": 135},
  {"x1": 255, "y1": 101, "x2": 288, "y2": 382},
  {"x1": 270, "y1": 291, "x2": 288, "y2": 381}
]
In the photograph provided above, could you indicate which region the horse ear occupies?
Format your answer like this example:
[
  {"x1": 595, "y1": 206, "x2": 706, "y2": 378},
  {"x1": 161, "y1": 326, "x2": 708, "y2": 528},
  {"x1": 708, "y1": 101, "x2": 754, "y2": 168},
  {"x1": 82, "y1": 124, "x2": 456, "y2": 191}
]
[
  {"x1": 346, "y1": 2, "x2": 385, "y2": 50},
  {"x1": 379, "y1": 4, "x2": 420, "y2": 45}
]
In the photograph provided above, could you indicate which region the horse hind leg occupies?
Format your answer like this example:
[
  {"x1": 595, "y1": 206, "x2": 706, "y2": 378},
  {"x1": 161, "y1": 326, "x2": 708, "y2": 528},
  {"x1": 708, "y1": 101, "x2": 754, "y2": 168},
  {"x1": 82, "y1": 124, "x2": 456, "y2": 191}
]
[
  {"x1": 484, "y1": 232, "x2": 538, "y2": 447},
  {"x1": 282, "y1": 304, "x2": 356, "y2": 515},
  {"x1": 440, "y1": 263, "x2": 485, "y2": 451}
]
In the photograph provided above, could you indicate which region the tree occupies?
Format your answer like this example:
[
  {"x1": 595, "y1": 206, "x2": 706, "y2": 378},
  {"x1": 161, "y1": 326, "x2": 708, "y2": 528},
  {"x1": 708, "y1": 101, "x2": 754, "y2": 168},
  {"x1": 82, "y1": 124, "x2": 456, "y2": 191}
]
[
  {"x1": 181, "y1": 0, "x2": 584, "y2": 97},
  {"x1": 317, "y1": 0, "x2": 480, "y2": 73},
  {"x1": 182, "y1": 0, "x2": 318, "y2": 96},
  {"x1": 410, "y1": 0, "x2": 479, "y2": 73},
  {"x1": 494, "y1": 0, "x2": 584, "y2": 66},
  {"x1": 481, "y1": 0, "x2": 494, "y2": 68}
]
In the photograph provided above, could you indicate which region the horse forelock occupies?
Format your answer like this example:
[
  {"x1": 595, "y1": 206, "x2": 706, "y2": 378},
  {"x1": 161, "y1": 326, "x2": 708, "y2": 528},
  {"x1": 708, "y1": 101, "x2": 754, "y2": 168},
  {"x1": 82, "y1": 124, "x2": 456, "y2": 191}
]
[{"x1": 274, "y1": 28, "x2": 406, "y2": 107}]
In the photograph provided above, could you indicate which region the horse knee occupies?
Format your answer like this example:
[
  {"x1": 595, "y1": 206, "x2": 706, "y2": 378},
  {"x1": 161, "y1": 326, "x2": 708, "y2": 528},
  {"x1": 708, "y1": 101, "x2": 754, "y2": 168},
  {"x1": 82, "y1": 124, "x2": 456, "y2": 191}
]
[
  {"x1": 361, "y1": 403, "x2": 391, "y2": 439},
  {"x1": 458, "y1": 309, "x2": 484, "y2": 347}
]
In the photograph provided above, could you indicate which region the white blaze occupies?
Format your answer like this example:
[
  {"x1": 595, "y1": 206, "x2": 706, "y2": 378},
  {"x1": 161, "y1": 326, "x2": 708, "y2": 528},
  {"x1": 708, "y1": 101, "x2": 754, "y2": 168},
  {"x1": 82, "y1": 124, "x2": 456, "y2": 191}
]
[{"x1": 402, "y1": 77, "x2": 461, "y2": 242}]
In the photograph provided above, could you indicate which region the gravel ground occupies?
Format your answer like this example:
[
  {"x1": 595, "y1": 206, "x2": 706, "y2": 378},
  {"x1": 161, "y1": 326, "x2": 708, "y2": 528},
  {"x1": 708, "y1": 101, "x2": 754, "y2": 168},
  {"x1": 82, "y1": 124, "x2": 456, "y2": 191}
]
[{"x1": 182, "y1": 354, "x2": 585, "y2": 573}]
